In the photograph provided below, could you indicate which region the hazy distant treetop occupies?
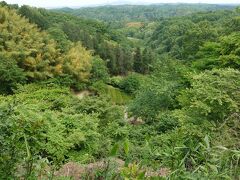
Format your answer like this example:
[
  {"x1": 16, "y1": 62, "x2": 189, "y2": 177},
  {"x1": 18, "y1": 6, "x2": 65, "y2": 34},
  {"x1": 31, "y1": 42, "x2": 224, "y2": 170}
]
[{"x1": 55, "y1": 4, "x2": 237, "y2": 22}]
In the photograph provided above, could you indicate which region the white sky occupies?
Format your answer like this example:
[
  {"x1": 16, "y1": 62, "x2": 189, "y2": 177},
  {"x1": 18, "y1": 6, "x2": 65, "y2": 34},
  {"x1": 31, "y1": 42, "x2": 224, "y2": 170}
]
[{"x1": 4, "y1": 0, "x2": 240, "y2": 8}]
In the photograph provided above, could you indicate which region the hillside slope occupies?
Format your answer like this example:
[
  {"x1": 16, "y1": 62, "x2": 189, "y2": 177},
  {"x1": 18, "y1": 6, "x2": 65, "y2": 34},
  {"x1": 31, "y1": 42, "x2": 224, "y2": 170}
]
[{"x1": 55, "y1": 4, "x2": 237, "y2": 22}]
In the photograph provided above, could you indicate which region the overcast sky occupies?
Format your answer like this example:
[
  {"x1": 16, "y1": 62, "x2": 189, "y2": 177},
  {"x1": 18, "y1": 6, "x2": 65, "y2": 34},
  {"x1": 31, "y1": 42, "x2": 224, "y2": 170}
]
[{"x1": 4, "y1": 0, "x2": 240, "y2": 8}]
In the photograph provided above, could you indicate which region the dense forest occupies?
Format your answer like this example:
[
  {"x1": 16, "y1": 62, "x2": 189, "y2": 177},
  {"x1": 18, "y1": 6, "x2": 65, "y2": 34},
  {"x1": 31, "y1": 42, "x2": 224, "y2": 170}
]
[
  {"x1": 0, "y1": 1, "x2": 240, "y2": 179},
  {"x1": 56, "y1": 4, "x2": 236, "y2": 22}
]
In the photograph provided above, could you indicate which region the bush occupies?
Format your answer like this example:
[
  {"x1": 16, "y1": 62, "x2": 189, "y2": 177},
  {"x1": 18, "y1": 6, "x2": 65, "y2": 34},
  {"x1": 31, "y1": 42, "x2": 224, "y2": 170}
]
[
  {"x1": 91, "y1": 56, "x2": 110, "y2": 82},
  {"x1": 177, "y1": 68, "x2": 240, "y2": 123},
  {"x1": 119, "y1": 74, "x2": 141, "y2": 94},
  {"x1": 0, "y1": 54, "x2": 26, "y2": 93},
  {"x1": 0, "y1": 84, "x2": 103, "y2": 178},
  {"x1": 155, "y1": 112, "x2": 179, "y2": 133},
  {"x1": 108, "y1": 76, "x2": 123, "y2": 88}
]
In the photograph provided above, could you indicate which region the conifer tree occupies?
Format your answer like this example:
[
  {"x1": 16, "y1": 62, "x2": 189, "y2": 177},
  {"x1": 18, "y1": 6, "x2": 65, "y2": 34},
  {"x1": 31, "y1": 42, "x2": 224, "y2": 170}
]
[
  {"x1": 133, "y1": 47, "x2": 143, "y2": 73},
  {"x1": 116, "y1": 46, "x2": 125, "y2": 75}
]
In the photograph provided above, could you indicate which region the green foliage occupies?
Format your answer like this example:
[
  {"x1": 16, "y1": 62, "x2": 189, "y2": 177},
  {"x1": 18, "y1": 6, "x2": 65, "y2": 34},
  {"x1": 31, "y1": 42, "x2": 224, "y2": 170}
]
[
  {"x1": 150, "y1": 9, "x2": 239, "y2": 61},
  {"x1": 219, "y1": 32, "x2": 240, "y2": 68},
  {"x1": 119, "y1": 74, "x2": 141, "y2": 94},
  {"x1": 57, "y1": 4, "x2": 235, "y2": 22},
  {"x1": 0, "y1": 6, "x2": 61, "y2": 80},
  {"x1": 47, "y1": 27, "x2": 71, "y2": 52},
  {"x1": 18, "y1": 5, "x2": 50, "y2": 29},
  {"x1": 129, "y1": 58, "x2": 186, "y2": 122},
  {"x1": 0, "y1": 54, "x2": 26, "y2": 93},
  {"x1": 63, "y1": 42, "x2": 92, "y2": 82},
  {"x1": 90, "y1": 56, "x2": 110, "y2": 82},
  {"x1": 0, "y1": 6, "x2": 95, "y2": 86},
  {"x1": 1, "y1": 2, "x2": 240, "y2": 179},
  {"x1": 177, "y1": 68, "x2": 240, "y2": 123},
  {"x1": 151, "y1": 18, "x2": 217, "y2": 59},
  {"x1": 108, "y1": 76, "x2": 124, "y2": 88},
  {"x1": 194, "y1": 32, "x2": 240, "y2": 70},
  {"x1": 133, "y1": 47, "x2": 142, "y2": 73},
  {"x1": 18, "y1": 5, "x2": 135, "y2": 75},
  {"x1": 155, "y1": 111, "x2": 179, "y2": 133},
  {"x1": 92, "y1": 82, "x2": 132, "y2": 105},
  {"x1": 132, "y1": 48, "x2": 155, "y2": 74},
  {"x1": 121, "y1": 163, "x2": 145, "y2": 180},
  {"x1": 0, "y1": 83, "x2": 123, "y2": 178}
]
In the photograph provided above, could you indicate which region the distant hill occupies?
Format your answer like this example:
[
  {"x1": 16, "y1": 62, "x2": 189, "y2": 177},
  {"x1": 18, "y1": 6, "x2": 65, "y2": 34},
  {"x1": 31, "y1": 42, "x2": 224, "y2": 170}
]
[{"x1": 54, "y1": 4, "x2": 237, "y2": 22}]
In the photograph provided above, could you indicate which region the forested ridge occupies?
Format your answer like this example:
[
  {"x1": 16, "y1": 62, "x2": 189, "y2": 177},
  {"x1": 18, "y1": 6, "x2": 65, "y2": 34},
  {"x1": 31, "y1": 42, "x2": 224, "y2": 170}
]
[
  {"x1": 56, "y1": 4, "x2": 236, "y2": 22},
  {"x1": 0, "y1": 1, "x2": 240, "y2": 179}
]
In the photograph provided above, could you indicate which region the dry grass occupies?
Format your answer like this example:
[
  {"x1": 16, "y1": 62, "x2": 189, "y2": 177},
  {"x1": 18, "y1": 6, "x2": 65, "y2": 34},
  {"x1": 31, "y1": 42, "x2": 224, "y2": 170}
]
[
  {"x1": 54, "y1": 159, "x2": 170, "y2": 179},
  {"x1": 126, "y1": 22, "x2": 144, "y2": 28},
  {"x1": 54, "y1": 158, "x2": 124, "y2": 179}
]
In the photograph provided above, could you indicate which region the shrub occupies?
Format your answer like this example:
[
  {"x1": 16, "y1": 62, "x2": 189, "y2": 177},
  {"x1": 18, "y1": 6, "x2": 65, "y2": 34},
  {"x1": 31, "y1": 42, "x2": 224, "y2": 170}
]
[
  {"x1": 108, "y1": 76, "x2": 123, "y2": 88},
  {"x1": 119, "y1": 74, "x2": 140, "y2": 94},
  {"x1": 91, "y1": 56, "x2": 110, "y2": 82},
  {"x1": 0, "y1": 54, "x2": 26, "y2": 93}
]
